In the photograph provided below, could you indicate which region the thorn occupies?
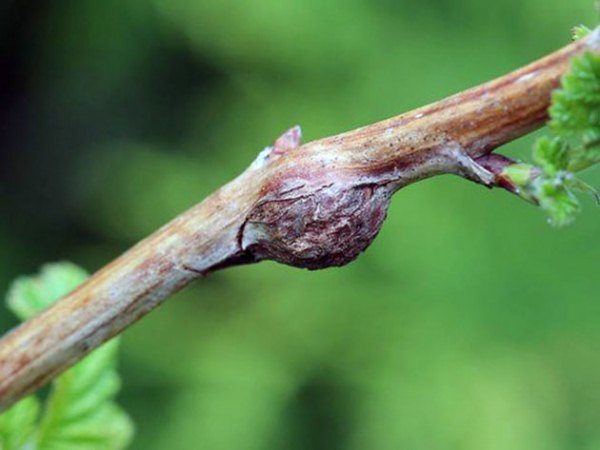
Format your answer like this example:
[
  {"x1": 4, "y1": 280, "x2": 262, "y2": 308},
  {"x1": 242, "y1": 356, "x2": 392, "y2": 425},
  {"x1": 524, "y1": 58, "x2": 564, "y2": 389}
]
[
  {"x1": 272, "y1": 125, "x2": 302, "y2": 155},
  {"x1": 249, "y1": 126, "x2": 303, "y2": 170}
]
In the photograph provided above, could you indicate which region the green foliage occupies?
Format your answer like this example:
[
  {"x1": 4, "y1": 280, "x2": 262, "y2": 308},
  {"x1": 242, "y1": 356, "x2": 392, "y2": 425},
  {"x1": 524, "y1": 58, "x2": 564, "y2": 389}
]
[
  {"x1": 1, "y1": 263, "x2": 134, "y2": 450},
  {"x1": 0, "y1": 397, "x2": 40, "y2": 450},
  {"x1": 533, "y1": 137, "x2": 569, "y2": 174},
  {"x1": 2, "y1": 2, "x2": 600, "y2": 449},
  {"x1": 7, "y1": 263, "x2": 88, "y2": 322},
  {"x1": 550, "y1": 53, "x2": 600, "y2": 171},
  {"x1": 503, "y1": 51, "x2": 600, "y2": 226},
  {"x1": 572, "y1": 24, "x2": 592, "y2": 40}
]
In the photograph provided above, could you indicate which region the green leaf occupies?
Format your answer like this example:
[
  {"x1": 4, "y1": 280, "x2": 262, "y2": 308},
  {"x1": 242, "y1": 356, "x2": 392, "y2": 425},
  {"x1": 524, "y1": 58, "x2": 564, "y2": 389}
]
[
  {"x1": 2, "y1": 262, "x2": 134, "y2": 450},
  {"x1": 533, "y1": 137, "x2": 569, "y2": 175},
  {"x1": 535, "y1": 178, "x2": 581, "y2": 227},
  {"x1": 506, "y1": 47, "x2": 600, "y2": 227},
  {"x1": 7, "y1": 263, "x2": 88, "y2": 321},
  {"x1": 501, "y1": 163, "x2": 538, "y2": 188},
  {"x1": 549, "y1": 52, "x2": 600, "y2": 172},
  {"x1": 37, "y1": 339, "x2": 134, "y2": 450},
  {"x1": 572, "y1": 25, "x2": 592, "y2": 40},
  {"x1": 0, "y1": 397, "x2": 40, "y2": 450}
]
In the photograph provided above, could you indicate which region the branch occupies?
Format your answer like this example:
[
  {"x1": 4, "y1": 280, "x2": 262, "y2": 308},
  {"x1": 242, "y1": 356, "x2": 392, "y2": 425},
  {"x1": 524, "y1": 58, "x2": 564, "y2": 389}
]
[{"x1": 1, "y1": 29, "x2": 599, "y2": 412}]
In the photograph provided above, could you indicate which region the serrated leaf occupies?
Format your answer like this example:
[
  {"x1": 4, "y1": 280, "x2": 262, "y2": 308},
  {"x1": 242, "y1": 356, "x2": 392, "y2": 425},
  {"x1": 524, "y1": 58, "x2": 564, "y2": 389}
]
[
  {"x1": 40, "y1": 404, "x2": 133, "y2": 450},
  {"x1": 549, "y1": 52, "x2": 600, "y2": 172},
  {"x1": 509, "y1": 45, "x2": 600, "y2": 227},
  {"x1": 3, "y1": 262, "x2": 134, "y2": 450},
  {"x1": 0, "y1": 397, "x2": 40, "y2": 450},
  {"x1": 535, "y1": 178, "x2": 581, "y2": 227},
  {"x1": 533, "y1": 137, "x2": 569, "y2": 175},
  {"x1": 6, "y1": 263, "x2": 88, "y2": 321},
  {"x1": 572, "y1": 25, "x2": 592, "y2": 40},
  {"x1": 36, "y1": 342, "x2": 134, "y2": 450}
]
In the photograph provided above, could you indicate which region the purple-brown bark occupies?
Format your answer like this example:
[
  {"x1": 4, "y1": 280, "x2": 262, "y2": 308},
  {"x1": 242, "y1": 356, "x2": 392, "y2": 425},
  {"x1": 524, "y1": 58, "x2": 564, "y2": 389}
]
[{"x1": 0, "y1": 29, "x2": 599, "y2": 412}]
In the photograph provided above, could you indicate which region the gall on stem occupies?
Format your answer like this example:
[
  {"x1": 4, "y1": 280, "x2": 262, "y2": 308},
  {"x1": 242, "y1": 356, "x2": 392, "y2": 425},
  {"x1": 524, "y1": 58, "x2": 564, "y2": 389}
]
[{"x1": 0, "y1": 27, "x2": 599, "y2": 412}]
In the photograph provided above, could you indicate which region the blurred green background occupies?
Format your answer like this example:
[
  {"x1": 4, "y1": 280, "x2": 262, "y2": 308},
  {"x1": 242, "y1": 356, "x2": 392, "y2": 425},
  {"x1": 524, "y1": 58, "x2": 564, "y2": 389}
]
[{"x1": 1, "y1": 0, "x2": 599, "y2": 449}]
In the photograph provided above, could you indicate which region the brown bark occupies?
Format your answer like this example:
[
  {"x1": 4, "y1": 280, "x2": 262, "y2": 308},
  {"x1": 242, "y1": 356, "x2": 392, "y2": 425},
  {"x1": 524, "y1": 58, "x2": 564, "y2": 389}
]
[{"x1": 0, "y1": 29, "x2": 598, "y2": 412}]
